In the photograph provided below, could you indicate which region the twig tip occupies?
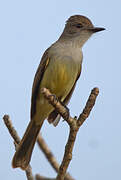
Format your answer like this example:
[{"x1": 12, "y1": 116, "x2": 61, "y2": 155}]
[
  {"x1": 92, "y1": 87, "x2": 99, "y2": 95},
  {"x1": 3, "y1": 114, "x2": 10, "y2": 121}
]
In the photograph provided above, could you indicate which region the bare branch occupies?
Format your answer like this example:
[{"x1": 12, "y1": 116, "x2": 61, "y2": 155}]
[
  {"x1": 41, "y1": 87, "x2": 99, "y2": 180},
  {"x1": 37, "y1": 134, "x2": 60, "y2": 172},
  {"x1": 3, "y1": 115, "x2": 21, "y2": 143},
  {"x1": 36, "y1": 174, "x2": 55, "y2": 180},
  {"x1": 77, "y1": 87, "x2": 99, "y2": 127},
  {"x1": 3, "y1": 115, "x2": 34, "y2": 180},
  {"x1": 37, "y1": 134, "x2": 74, "y2": 180},
  {"x1": 3, "y1": 87, "x2": 99, "y2": 180},
  {"x1": 41, "y1": 88, "x2": 75, "y2": 127}
]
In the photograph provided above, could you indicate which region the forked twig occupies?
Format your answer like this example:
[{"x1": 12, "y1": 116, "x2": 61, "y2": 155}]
[
  {"x1": 3, "y1": 87, "x2": 99, "y2": 180},
  {"x1": 41, "y1": 87, "x2": 99, "y2": 180}
]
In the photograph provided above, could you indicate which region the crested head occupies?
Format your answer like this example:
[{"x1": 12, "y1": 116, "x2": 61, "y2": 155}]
[
  {"x1": 66, "y1": 15, "x2": 94, "y2": 29},
  {"x1": 65, "y1": 15, "x2": 105, "y2": 35},
  {"x1": 58, "y1": 15, "x2": 105, "y2": 47}
]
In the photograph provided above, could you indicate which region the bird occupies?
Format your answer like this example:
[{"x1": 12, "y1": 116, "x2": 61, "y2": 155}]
[{"x1": 12, "y1": 15, "x2": 105, "y2": 170}]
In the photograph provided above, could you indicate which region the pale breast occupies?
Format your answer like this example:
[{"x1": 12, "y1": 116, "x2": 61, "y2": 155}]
[{"x1": 40, "y1": 46, "x2": 82, "y2": 100}]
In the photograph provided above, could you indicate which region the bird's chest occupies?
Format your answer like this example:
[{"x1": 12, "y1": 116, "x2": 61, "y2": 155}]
[
  {"x1": 46, "y1": 60, "x2": 80, "y2": 97},
  {"x1": 40, "y1": 47, "x2": 82, "y2": 100},
  {"x1": 52, "y1": 58, "x2": 77, "y2": 87}
]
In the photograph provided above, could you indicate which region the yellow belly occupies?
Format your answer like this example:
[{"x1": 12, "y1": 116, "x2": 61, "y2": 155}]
[{"x1": 34, "y1": 58, "x2": 80, "y2": 125}]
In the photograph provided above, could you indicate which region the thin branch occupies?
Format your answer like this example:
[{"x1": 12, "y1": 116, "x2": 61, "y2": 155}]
[
  {"x1": 3, "y1": 115, "x2": 21, "y2": 143},
  {"x1": 41, "y1": 88, "x2": 75, "y2": 127},
  {"x1": 77, "y1": 88, "x2": 99, "y2": 127},
  {"x1": 3, "y1": 115, "x2": 34, "y2": 180},
  {"x1": 36, "y1": 174, "x2": 55, "y2": 180},
  {"x1": 37, "y1": 134, "x2": 59, "y2": 172},
  {"x1": 41, "y1": 87, "x2": 99, "y2": 180},
  {"x1": 37, "y1": 134, "x2": 74, "y2": 180},
  {"x1": 3, "y1": 87, "x2": 99, "y2": 180}
]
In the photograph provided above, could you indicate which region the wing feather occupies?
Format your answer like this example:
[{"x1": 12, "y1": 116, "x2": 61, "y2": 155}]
[{"x1": 31, "y1": 48, "x2": 50, "y2": 119}]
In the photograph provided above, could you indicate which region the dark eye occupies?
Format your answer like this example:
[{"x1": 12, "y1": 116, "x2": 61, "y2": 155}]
[{"x1": 75, "y1": 23, "x2": 83, "y2": 28}]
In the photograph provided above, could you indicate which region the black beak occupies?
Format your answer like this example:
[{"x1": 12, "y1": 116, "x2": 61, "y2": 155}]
[{"x1": 89, "y1": 27, "x2": 105, "y2": 33}]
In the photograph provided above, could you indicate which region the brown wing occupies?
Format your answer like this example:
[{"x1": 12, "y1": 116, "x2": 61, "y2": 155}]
[
  {"x1": 47, "y1": 66, "x2": 82, "y2": 125},
  {"x1": 31, "y1": 48, "x2": 50, "y2": 119}
]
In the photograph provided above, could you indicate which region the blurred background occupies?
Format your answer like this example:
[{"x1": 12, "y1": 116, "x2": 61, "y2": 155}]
[{"x1": 0, "y1": 0, "x2": 121, "y2": 179}]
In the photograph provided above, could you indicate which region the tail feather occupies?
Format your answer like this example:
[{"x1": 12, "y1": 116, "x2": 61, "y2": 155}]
[
  {"x1": 47, "y1": 110, "x2": 61, "y2": 126},
  {"x1": 12, "y1": 120, "x2": 42, "y2": 170},
  {"x1": 52, "y1": 115, "x2": 61, "y2": 126}
]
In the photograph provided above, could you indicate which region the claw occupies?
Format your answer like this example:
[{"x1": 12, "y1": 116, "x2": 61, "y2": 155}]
[{"x1": 48, "y1": 94, "x2": 57, "y2": 99}]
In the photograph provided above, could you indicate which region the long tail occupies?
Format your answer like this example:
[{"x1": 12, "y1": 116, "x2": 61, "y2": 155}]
[{"x1": 12, "y1": 120, "x2": 43, "y2": 170}]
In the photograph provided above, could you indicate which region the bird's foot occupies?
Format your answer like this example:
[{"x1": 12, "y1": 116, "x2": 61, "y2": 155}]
[{"x1": 60, "y1": 102, "x2": 70, "y2": 121}]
